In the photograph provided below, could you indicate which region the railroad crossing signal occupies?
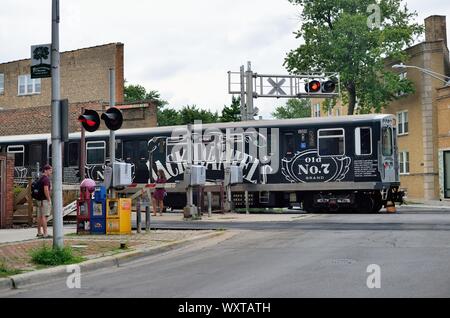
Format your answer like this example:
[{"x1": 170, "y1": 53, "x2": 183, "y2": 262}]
[
  {"x1": 79, "y1": 107, "x2": 123, "y2": 132},
  {"x1": 101, "y1": 107, "x2": 123, "y2": 131},
  {"x1": 78, "y1": 109, "x2": 100, "y2": 132},
  {"x1": 228, "y1": 62, "x2": 340, "y2": 121},
  {"x1": 228, "y1": 67, "x2": 340, "y2": 99}
]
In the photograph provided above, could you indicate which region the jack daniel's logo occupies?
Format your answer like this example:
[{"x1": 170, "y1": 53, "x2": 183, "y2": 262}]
[{"x1": 282, "y1": 150, "x2": 351, "y2": 183}]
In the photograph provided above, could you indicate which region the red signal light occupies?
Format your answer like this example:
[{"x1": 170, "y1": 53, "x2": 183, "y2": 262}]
[
  {"x1": 305, "y1": 80, "x2": 321, "y2": 93},
  {"x1": 78, "y1": 109, "x2": 100, "y2": 132}
]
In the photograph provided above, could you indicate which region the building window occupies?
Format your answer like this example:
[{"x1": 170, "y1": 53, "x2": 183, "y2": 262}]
[
  {"x1": 327, "y1": 108, "x2": 332, "y2": 117},
  {"x1": 0, "y1": 73, "x2": 4, "y2": 94},
  {"x1": 335, "y1": 108, "x2": 341, "y2": 116},
  {"x1": 397, "y1": 111, "x2": 409, "y2": 135},
  {"x1": 399, "y1": 151, "x2": 410, "y2": 175},
  {"x1": 7, "y1": 145, "x2": 25, "y2": 167},
  {"x1": 18, "y1": 74, "x2": 41, "y2": 95},
  {"x1": 86, "y1": 141, "x2": 106, "y2": 165},
  {"x1": 318, "y1": 129, "x2": 345, "y2": 157},
  {"x1": 355, "y1": 127, "x2": 372, "y2": 156},
  {"x1": 313, "y1": 104, "x2": 321, "y2": 117}
]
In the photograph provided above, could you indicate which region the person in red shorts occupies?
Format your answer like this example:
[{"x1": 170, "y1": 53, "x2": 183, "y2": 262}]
[{"x1": 152, "y1": 169, "x2": 167, "y2": 216}]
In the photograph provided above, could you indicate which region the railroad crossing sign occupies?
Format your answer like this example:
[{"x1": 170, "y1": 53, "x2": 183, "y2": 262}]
[
  {"x1": 267, "y1": 78, "x2": 287, "y2": 96},
  {"x1": 228, "y1": 69, "x2": 340, "y2": 99},
  {"x1": 228, "y1": 62, "x2": 340, "y2": 121}
]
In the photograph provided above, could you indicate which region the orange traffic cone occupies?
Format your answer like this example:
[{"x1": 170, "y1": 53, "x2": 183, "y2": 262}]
[{"x1": 386, "y1": 201, "x2": 396, "y2": 213}]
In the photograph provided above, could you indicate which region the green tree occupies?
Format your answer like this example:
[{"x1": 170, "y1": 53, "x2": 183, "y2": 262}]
[
  {"x1": 124, "y1": 83, "x2": 168, "y2": 108},
  {"x1": 157, "y1": 108, "x2": 182, "y2": 126},
  {"x1": 179, "y1": 105, "x2": 219, "y2": 124},
  {"x1": 221, "y1": 96, "x2": 241, "y2": 122},
  {"x1": 272, "y1": 98, "x2": 312, "y2": 119},
  {"x1": 284, "y1": 0, "x2": 423, "y2": 114}
]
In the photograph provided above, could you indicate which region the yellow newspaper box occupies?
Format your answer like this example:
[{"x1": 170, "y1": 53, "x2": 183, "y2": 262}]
[{"x1": 106, "y1": 198, "x2": 132, "y2": 235}]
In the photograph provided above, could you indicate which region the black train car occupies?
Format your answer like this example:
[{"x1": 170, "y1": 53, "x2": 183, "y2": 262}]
[{"x1": 0, "y1": 114, "x2": 403, "y2": 213}]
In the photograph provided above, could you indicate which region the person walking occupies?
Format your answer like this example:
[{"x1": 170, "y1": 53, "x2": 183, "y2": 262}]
[
  {"x1": 35, "y1": 164, "x2": 53, "y2": 238},
  {"x1": 152, "y1": 170, "x2": 167, "y2": 216}
]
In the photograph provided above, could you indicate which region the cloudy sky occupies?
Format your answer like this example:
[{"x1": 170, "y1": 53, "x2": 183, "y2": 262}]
[{"x1": 1, "y1": 0, "x2": 449, "y2": 118}]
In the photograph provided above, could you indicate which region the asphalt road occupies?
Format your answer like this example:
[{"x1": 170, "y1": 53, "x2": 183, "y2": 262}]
[{"x1": 2, "y1": 206, "x2": 450, "y2": 298}]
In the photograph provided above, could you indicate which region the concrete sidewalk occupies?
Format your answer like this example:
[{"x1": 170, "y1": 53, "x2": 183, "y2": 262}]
[
  {"x1": 403, "y1": 199, "x2": 450, "y2": 209},
  {"x1": 0, "y1": 226, "x2": 76, "y2": 244}
]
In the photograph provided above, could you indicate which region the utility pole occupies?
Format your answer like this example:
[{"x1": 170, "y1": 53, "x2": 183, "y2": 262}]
[
  {"x1": 240, "y1": 65, "x2": 246, "y2": 121},
  {"x1": 109, "y1": 69, "x2": 116, "y2": 164},
  {"x1": 51, "y1": 0, "x2": 64, "y2": 248},
  {"x1": 80, "y1": 106, "x2": 86, "y2": 180},
  {"x1": 246, "y1": 61, "x2": 254, "y2": 121},
  {"x1": 109, "y1": 68, "x2": 116, "y2": 199}
]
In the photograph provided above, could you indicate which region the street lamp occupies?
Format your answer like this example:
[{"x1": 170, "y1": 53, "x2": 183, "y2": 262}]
[{"x1": 392, "y1": 63, "x2": 450, "y2": 86}]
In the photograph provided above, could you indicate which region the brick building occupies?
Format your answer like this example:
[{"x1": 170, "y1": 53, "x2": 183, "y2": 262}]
[
  {"x1": 0, "y1": 43, "x2": 124, "y2": 110},
  {"x1": 310, "y1": 15, "x2": 450, "y2": 201},
  {"x1": 0, "y1": 101, "x2": 157, "y2": 136}
]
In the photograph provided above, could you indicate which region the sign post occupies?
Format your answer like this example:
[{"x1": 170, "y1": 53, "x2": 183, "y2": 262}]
[
  {"x1": 50, "y1": 0, "x2": 64, "y2": 249},
  {"x1": 31, "y1": 44, "x2": 52, "y2": 79}
]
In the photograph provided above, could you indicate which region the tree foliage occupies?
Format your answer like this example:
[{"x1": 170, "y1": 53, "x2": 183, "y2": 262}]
[
  {"x1": 272, "y1": 99, "x2": 312, "y2": 119},
  {"x1": 284, "y1": 0, "x2": 423, "y2": 114},
  {"x1": 124, "y1": 83, "x2": 168, "y2": 108},
  {"x1": 221, "y1": 96, "x2": 241, "y2": 122},
  {"x1": 178, "y1": 105, "x2": 219, "y2": 124}
]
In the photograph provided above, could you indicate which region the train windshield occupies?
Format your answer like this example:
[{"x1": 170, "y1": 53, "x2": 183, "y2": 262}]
[{"x1": 382, "y1": 127, "x2": 393, "y2": 156}]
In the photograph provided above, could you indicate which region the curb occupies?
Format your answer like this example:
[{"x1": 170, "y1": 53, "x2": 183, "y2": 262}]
[{"x1": 0, "y1": 230, "x2": 226, "y2": 292}]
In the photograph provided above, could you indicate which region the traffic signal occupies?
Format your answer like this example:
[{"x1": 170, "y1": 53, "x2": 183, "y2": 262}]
[
  {"x1": 101, "y1": 107, "x2": 123, "y2": 131},
  {"x1": 78, "y1": 108, "x2": 123, "y2": 132},
  {"x1": 321, "y1": 80, "x2": 336, "y2": 93},
  {"x1": 78, "y1": 109, "x2": 100, "y2": 132},
  {"x1": 305, "y1": 80, "x2": 321, "y2": 93},
  {"x1": 304, "y1": 80, "x2": 337, "y2": 95}
]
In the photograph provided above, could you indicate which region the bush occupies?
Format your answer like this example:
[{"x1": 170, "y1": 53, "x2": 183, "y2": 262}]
[{"x1": 30, "y1": 244, "x2": 84, "y2": 266}]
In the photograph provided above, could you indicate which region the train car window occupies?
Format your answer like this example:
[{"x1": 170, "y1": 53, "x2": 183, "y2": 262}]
[
  {"x1": 29, "y1": 144, "x2": 42, "y2": 166},
  {"x1": 138, "y1": 140, "x2": 149, "y2": 160},
  {"x1": 123, "y1": 141, "x2": 134, "y2": 162},
  {"x1": 7, "y1": 145, "x2": 25, "y2": 167},
  {"x1": 284, "y1": 133, "x2": 295, "y2": 155},
  {"x1": 86, "y1": 141, "x2": 105, "y2": 165},
  {"x1": 115, "y1": 140, "x2": 122, "y2": 160},
  {"x1": 382, "y1": 127, "x2": 393, "y2": 156},
  {"x1": 318, "y1": 129, "x2": 345, "y2": 156},
  {"x1": 355, "y1": 127, "x2": 372, "y2": 156},
  {"x1": 68, "y1": 142, "x2": 79, "y2": 167}
]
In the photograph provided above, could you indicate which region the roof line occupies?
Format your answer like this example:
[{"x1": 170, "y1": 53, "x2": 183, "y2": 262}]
[{"x1": 0, "y1": 42, "x2": 123, "y2": 65}]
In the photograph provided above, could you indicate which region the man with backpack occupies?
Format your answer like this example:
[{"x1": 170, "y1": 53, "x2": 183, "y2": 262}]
[{"x1": 33, "y1": 164, "x2": 53, "y2": 238}]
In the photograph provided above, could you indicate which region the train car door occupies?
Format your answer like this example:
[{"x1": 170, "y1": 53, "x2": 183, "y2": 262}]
[
  {"x1": 380, "y1": 118, "x2": 396, "y2": 183},
  {"x1": 123, "y1": 139, "x2": 150, "y2": 184}
]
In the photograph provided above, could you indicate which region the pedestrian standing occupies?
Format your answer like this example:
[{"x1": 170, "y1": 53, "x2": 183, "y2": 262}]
[
  {"x1": 35, "y1": 164, "x2": 53, "y2": 238},
  {"x1": 152, "y1": 170, "x2": 167, "y2": 216}
]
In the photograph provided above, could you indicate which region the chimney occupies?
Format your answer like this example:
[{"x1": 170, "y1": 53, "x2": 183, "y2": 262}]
[{"x1": 425, "y1": 15, "x2": 447, "y2": 48}]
